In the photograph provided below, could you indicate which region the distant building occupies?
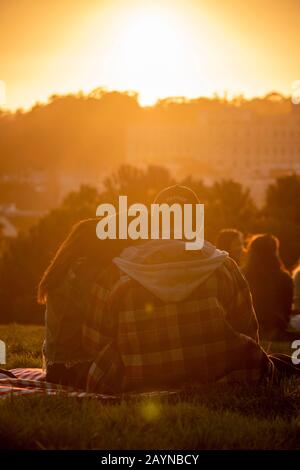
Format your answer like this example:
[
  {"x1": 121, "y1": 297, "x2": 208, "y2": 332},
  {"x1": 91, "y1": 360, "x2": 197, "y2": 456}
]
[{"x1": 126, "y1": 104, "x2": 300, "y2": 205}]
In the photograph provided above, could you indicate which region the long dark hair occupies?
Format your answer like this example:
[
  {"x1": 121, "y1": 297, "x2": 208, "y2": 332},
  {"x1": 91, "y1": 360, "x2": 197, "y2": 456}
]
[
  {"x1": 38, "y1": 218, "x2": 128, "y2": 304},
  {"x1": 244, "y1": 233, "x2": 285, "y2": 278}
]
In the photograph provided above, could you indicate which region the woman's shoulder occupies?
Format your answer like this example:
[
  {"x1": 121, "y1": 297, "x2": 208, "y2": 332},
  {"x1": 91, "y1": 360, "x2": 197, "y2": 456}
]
[
  {"x1": 278, "y1": 268, "x2": 293, "y2": 288},
  {"x1": 48, "y1": 257, "x2": 97, "y2": 300}
]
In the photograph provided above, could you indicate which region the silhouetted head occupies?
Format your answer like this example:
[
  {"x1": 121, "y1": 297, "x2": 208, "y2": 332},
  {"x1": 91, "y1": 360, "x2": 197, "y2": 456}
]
[
  {"x1": 216, "y1": 228, "x2": 244, "y2": 264},
  {"x1": 38, "y1": 217, "x2": 129, "y2": 304},
  {"x1": 153, "y1": 185, "x2": 202, "y2": 246},
  {"x1": 245, "y1": 233, "x2": 283, "y2": 274},
  {"x1": 154, "y1": 184, "x2": 200, "y2": 206}
]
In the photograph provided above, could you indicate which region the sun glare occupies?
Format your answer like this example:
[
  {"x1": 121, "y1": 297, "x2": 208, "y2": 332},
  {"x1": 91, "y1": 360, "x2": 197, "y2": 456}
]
[{"x1": 98, "y1": 4, "x2": 210, "y2": 105}]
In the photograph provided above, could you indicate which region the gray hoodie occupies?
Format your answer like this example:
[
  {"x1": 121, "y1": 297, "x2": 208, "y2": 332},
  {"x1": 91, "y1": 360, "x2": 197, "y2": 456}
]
[{"x1": 113, "y1": 239, "x2": 228, "y2": 303}]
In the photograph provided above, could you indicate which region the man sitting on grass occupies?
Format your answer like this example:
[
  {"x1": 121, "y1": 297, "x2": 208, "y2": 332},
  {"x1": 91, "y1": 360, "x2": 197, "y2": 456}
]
[{"x1": 85, "y1": 185, "x2": 282, "y2": 394}]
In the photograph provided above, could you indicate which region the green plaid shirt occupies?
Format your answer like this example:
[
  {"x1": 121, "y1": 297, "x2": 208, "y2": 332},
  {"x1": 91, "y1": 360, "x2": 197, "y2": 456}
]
[{"x1": 84, "y1": 258, "x2": 272, "y2": 393}]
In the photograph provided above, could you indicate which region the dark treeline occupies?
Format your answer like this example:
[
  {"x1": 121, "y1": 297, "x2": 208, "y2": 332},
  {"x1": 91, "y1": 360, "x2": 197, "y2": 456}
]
[
  {"x1": 1, "y1": 89, "x2": 298, "y2": 213},
  {"x1": 0, "y1": 89, "x2": 296, "y2": 177},
  {"x1": 0, "y1": 90, "x2": 139, "y2": 175},
  {"x1": 0, "y1": 164, "x2": 300, "y2": 324}
]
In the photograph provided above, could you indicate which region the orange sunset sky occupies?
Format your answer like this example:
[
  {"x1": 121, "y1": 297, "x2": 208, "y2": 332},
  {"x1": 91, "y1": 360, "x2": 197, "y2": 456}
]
[{"x1": 0, "y1": 0, "x2": 299, "y2": 110}]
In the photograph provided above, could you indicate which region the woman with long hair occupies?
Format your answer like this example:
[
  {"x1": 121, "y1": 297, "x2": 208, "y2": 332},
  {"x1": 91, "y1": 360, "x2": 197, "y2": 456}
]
[
  {"x1": 244, "y1": 233, "x2": 293, "y2": 338},
  {"x1": 38, "y1": 217, "x2": 129, "y2": 388}
]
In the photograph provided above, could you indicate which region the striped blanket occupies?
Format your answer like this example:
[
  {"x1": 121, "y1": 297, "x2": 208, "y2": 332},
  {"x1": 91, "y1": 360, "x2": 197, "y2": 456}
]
[
  {"x1": 0, "y1": 368, "x2": 118, "y2": 401},
  {"x1": 0, "y1": 368, "x2": 178, "y2": 401}
]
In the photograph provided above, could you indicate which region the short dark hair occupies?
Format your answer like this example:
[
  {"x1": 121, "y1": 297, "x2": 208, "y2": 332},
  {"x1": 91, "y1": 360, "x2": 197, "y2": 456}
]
[{"x1": 216, "y1": 229, "x2": 242, "y2": 252}]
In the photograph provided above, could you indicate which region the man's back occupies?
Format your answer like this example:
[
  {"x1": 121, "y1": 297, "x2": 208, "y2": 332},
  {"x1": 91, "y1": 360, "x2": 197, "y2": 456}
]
[{"x1": 87, "y1": 240, "x2": 271, "y2": 393}]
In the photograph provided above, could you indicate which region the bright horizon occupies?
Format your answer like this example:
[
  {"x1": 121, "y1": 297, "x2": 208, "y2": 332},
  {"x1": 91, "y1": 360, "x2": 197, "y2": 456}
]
[{"x1": 1, "y1": 0, "x2": 299, "y2": 110}]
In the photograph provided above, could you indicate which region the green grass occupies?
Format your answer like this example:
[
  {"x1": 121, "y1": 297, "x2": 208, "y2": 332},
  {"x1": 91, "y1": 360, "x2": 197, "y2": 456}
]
[
  {"x1": 0, "y1": 324, "x2": 44, "y2": 369},
  {"x1": 0, "y1": 324, "x2": 300, "y2": 450}
]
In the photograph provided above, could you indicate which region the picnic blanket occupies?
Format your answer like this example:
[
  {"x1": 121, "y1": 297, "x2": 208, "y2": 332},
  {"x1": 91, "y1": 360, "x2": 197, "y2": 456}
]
[
  {"x1": 0, "y1": 368, "x2": 117, "y2": 401},
  {"x1": 0, "y1": 368, "x2": 178, "y2": 401}
]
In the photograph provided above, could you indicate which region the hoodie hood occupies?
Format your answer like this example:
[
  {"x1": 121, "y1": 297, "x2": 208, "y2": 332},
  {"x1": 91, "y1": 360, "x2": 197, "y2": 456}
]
[{"x1": 113, "y1": 239, "x2": 228, "y2": 303}]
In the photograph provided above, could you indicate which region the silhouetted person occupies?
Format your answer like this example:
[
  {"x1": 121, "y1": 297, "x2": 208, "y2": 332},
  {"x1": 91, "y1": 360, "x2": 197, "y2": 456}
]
[
  {"x1": 244, "y1": 234, "x2": 293, "y2": 339},
  {"x1": 216, "y1": 228, "x2": 244, "y2": 265},
  {"x1": 38, "y1": 218, "x2": 130, "y2": 389},
  {"x1": 86, "y1": 186, "x2": 275, "y2": 393}
]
